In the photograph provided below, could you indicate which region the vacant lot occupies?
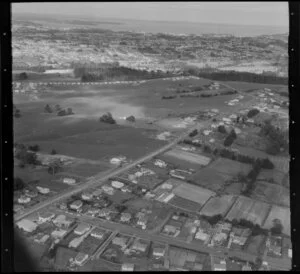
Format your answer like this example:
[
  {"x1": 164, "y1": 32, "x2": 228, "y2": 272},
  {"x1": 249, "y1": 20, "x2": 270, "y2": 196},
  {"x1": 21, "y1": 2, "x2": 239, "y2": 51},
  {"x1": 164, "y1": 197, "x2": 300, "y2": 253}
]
[
  {"x1": 251, "y1": 182, "x2": 290, "y2": 207},
  {"x1": 172, "y1": 182, "x2": 215, "y2": 206},
  {"x1": 163, "y1": 148, "x2": 211, "y2": 166},
  {"x1": 263, "y1": 205, "x2": 290, "y2": 236},
  {"x1": 225, "y1": 196, "x2": 271, "y2": 226},
  {"x1": 199, "y1": 195, "x2": 237, "y2": 217}
]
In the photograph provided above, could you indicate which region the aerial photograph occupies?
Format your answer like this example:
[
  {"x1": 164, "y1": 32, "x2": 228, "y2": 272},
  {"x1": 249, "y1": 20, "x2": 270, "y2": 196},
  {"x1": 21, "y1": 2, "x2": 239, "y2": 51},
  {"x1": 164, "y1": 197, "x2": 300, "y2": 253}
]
[{"x1": 12, "y1": 2, "x2": 290, "y2": 271}]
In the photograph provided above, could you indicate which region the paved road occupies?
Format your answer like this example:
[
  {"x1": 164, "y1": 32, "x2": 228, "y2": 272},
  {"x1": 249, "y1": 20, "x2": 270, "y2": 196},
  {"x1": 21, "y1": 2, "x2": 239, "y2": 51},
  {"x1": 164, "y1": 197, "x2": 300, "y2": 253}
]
[{"x1": 14, "y1": 120, "x2": 210, "y2": 222}]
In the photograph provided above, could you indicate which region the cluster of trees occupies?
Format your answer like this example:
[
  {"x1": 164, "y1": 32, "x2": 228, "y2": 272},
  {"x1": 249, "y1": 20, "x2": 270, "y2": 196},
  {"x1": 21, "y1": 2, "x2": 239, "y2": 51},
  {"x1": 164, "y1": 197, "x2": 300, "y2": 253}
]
[
  {"x1": 201, "y1": 214, "x2": 223, "y2": 226},
  {"x1": 14, "y1": 177, "x2": 27, "y2": 191},
  {"x1": 247, "y1": 108, "x2": 260, "y2": 118},
  {"x1": 240, "y1": 160, "x2": 263, "y2": 196},
  {"x1": 47, "y1": 160, "x2": 63, "y2": 175},
  {"x1": 184, "y1": 67, "x2": 288, "y2": 85},
  {"x1": 15, "y1": 144, "x2": 40, "y2": 167},
  {"x1": 17, "y1": 72, "x2": 28, "y2": 80},
  {"x1": 218, "y1": 125, "x2": 227, "y2": 134},
  {"x1": 162, "y1": 95, "x2": 176, "y2": 99},
  {"x1": 75, "y1": 65, "x2": 172, "y2": 82},
  {"x1": 224, "y1": 129, "x2": 237, "y2": 147},
  {"x1": 189, "y1": 129, "x2": 198, "y2": 137},
  {"x1": 126, "y1": 115, "x2": 135, "y2": 122},
  {"x1": 13, "y1": 104, "x2": 21, "y2": 118},
  {"x1": 260, "y1": 120, "x2": 288, "y2": 155},
  {"x1": 99, "y1": 112, "x2": 116, "y2": 124},
  {"x1": 28, "y1": 145, "x2": 40, "y2": 152},
  {"x1": 44, "y1": 104, "x2": 74, "y2": 116},
  {"x1": 230, "y1": 218, "x2": 268, "y2": 236},
  {"x1": 270, "y1": 219, "x2": 283, "y2": 235}
]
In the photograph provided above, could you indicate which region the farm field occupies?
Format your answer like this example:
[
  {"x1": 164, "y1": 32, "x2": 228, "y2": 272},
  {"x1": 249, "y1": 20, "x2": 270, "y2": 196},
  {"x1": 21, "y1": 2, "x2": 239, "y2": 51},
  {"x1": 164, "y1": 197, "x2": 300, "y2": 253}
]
[
  {"x1": 220, "y1": 81, "x2": 286, "y2": 92},
  {"x1": 163, "y1": 148, "x2": 211, "y2": 166},
  {"x1": 190, "y1": 167, "x2": 231, "y2": 192},
  {"x1": 262, "y1": 205, "x2": 291, "y2": 236},
  {"x1": 251, "y1": 181, "x2": 290, "y2": 207},
  {"x1": 207, "y1": 157, "x2": 252, "y2": 176},
  {"x1": 257, "y1": 169, "x2": 287, "y2": 187},
  {"x1": 225, "y1": 196, "x2": 271, "y2": 226},
  {"x1": 168, "y1": 195, "x2": 203, "y2": 212},
  {"x1": 199, "y1": 195, "x2": 237, "y2": 217},
  {"x1": 172, "y1": 182, "x2": 215, "y2": 206},
  {"x1": 267, "y1": 156, "x2": 289, "y2": 173}
]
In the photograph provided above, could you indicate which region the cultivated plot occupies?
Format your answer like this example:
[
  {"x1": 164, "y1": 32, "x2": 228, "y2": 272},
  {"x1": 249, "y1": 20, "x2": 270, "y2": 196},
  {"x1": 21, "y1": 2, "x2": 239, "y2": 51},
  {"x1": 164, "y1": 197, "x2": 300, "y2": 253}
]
[{"x1": 225, "y1": 196, "x2": 271, "y2": 226}]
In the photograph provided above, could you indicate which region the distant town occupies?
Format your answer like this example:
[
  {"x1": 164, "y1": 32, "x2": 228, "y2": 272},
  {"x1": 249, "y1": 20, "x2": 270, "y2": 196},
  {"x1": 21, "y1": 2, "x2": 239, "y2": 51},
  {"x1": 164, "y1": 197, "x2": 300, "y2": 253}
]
[{"x1": 13, "y1": 8, "x2": 290, "y2": 272}]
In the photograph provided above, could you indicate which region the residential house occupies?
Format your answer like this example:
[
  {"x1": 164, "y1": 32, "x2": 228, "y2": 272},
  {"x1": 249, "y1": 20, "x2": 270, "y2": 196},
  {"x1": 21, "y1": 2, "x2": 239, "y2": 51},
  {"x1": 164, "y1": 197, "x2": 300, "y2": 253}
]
[
  {"x1": 36, "y1": 186, "x2": 50, "y2": 194},
  {"x1": 90, "y1": 228, "x2": 105, "y2": 239},
  {"x1": 112, "y1": 236, "x2": 128, "y2": 248},
  {"x1": 121, "y1": 263, "x2": 134, "y2": 271},
  {"x1": 18, "y1": 195, "x2": 31, "y2": 204},
  {"x1": 38, "y1": 212, "x2": 55, "y2": 223},
  {"x1": 212, "y1": 256, "x2": 227, "y2": 271},
  {"x1": 74, "y1": 253, "x2": 89, "y2": 266},
  {"x1": 111, "y1": 181, "x2": 124, "y2": 189},
  {"x1": 16, "y1": 219, "x2": 37, "y2": 233},
  {"x1": 51, "y1": 229, "x2": 67, "y2": 239},
  {"x1": 229, "y1": 227, "x2": 251, "y2": 247},
  {"x1": 81, "y1": 192, "x2": 93, "y2": 201},
  {"x1": 70, "y1": 200, "x2": 83, "y2": 211},
  {"x1": 131, "y1": 241, "x2": 148, "y2": 253},
  {"x1": 69, "y1": 236, "x2": 85, "y2": 249},
  {"x1": 98, "y1": 208, "x2": 111, "y2": 218},
  {"x1": 153, "y1": 247, "x2": 166, "y2": 257},
  {"x1": 53, "y1": 214, "x2": 73, "y2": 228},
  {"x1": 63, "y1": 178, "x2": 76, "y2": 185},
  {"x1": 74, "y1": 223, "x2": 91, "y2": 235},
  {"x1": 121, "y1": 212, "x2": 132, "y2": 223}
]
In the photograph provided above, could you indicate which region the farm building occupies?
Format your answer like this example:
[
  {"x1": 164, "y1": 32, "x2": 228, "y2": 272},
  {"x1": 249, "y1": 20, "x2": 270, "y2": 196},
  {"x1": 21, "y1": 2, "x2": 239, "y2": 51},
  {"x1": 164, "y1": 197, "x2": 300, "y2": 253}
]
[
  {"x1": 70, "y1": 200, "x2": 83, "y2": 210},
  {"x1": 74, "y1": 253, "x2": 89, "y2": 266},
  {"x1": 153, "y1": 247, "x2": 166, "y2": 257},
  {"x1": 51, "y1": 229, "x2": 67, "y2": 239},
  {"x1": 38, "y1": 212, "x2": 55, "y2": 223},
  {"x1": 53, "y1": 215, "x2": 73, "y2": 228},
  {"x1": 74, "y1": 223, "x2": 91, "y2": 235},
  {"x1": 16, "y1": 219, "x2": 37, "y2": 233},
  {"x1": 63, "y1": 178, "x2": 76, "y2": 185},
  {"x1": 90, "y1": 228, "x2": 105, "y2": 239},
  {"x1": 121, "y1": 263, "x2": 135, "y2": 271}
]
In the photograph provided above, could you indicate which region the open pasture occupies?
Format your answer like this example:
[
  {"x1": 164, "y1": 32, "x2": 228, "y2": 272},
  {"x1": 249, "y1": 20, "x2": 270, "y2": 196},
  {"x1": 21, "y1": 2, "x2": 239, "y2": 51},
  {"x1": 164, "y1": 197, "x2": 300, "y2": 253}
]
[
  {"x1": 199, "y1": 195, "x2": 237, "y2": 217},
  {"x1": 225, "y1": 196, "x2": 271, "y2": 226},
  {"x1": 172, "y1": 182, "x2": 215, "y2": 206},
  {"x1": 262, "y1": 205, "x2": 290, "y2": 236},
  {"x1": 251, "y1": 181, "x2": 290, "y2": 207},
  {"x1": 163, "y1": 148, "x2": 211, "y2": 166}
]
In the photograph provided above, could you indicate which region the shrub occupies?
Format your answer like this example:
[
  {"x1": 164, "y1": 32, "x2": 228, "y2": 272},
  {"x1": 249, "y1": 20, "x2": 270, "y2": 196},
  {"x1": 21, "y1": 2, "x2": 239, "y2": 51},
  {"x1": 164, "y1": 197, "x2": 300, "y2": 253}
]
[
  {"x1": 28, "y1": 145, "x2": 40, "y2": 152},
  {"x1": 99, "y1": 112, "x2": 116, "y2": 124},
  {"x1": 247, "y1": 108, "x2": 260, "y2": 118},
  {"x1": 218, "y1": 125, "x2": 227, "y2": 134}
]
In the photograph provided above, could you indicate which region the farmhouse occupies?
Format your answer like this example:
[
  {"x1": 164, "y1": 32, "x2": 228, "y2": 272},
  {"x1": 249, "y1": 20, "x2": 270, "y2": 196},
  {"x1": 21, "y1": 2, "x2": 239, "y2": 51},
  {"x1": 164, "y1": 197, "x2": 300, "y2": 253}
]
[
  {"x1": 70, "y1": 200, "x2": 83, "y2": 211},
  {"x1": 74, "y1": 253, "x2": 89, "y2": 266},
  {"x1": 16, "y1": 219, "x2": 37, "y2": 233},
  {"x1": 74, "y1": 223, "x2": 91, "y2": 235}
]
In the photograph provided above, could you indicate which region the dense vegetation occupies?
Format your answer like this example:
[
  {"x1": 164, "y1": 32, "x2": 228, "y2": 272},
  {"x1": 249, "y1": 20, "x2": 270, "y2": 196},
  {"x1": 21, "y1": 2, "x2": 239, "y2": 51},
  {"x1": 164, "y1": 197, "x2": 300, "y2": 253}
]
[
  {"x1": 184, "y1": 67, "x2": 288, "y2": 85},
  {"x1": 224, "y1": 129, "x2": 237, "y2": 147},
  {"x1": 99, "y1": 112, "x2": 116, "y2": 124},
  {"x1": 247, "y1": 108, "x2": 260, "y2": 118}
]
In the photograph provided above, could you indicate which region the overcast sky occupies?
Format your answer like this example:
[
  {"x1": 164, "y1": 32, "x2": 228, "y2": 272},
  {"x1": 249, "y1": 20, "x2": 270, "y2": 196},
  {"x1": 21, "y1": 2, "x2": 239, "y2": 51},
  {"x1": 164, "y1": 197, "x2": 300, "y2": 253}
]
[{"x1": 12, "y1": 2, "x2": 288, "y2": 27}]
